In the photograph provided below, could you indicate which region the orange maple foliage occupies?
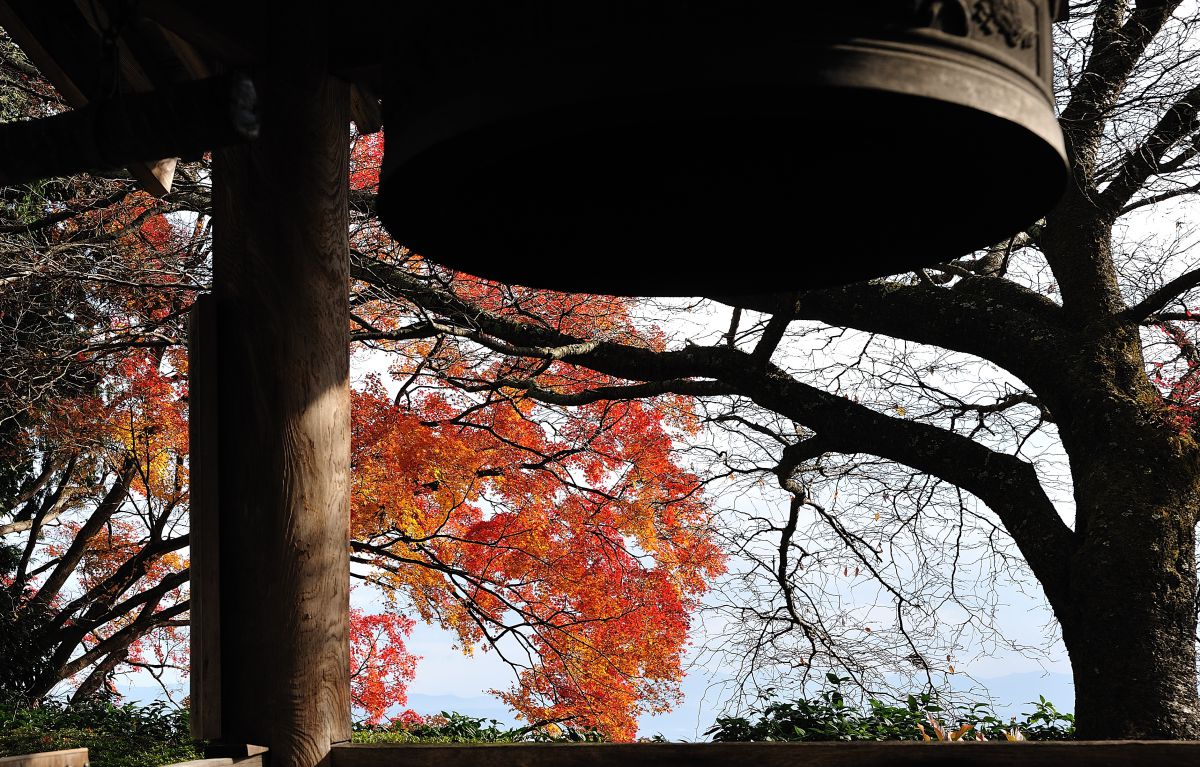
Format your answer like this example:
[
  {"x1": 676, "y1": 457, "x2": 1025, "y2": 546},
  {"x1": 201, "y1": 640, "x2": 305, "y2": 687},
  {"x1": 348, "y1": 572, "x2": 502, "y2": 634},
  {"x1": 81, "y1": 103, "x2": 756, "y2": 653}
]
[
  {"x1": 28, "y1": 342, "x2": 193, "y2": 697},
  {"x1": 8, "y1": 185, "x2": 211, "y2": 694},
  {"x1": 344, "y1": 128, "x2": 723, "y2": 738},
  {"x1": 348, "y1": 282, "x2": 723, "y2": 739}
]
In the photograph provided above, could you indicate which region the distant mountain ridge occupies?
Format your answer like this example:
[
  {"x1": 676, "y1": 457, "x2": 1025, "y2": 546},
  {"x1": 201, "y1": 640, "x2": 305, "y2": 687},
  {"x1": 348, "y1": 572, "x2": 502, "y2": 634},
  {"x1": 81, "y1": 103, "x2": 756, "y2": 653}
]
[
  {"x1": 951, "y1": 671, "x2": 1075, "y2": 716},
  {"x1": 399, "y1": 692, "x2": 516, "y2": 725}
]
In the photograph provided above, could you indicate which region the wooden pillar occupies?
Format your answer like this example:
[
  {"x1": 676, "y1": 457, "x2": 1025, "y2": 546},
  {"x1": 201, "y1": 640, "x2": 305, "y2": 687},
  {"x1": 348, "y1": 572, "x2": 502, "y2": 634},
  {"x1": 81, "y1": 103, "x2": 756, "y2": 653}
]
[
  {"x1": 198, "y1": 6, "x2": 351, "y2": 765},
  {"x1": 188, "y1": 294, "x2": 220, "y2": 740}
]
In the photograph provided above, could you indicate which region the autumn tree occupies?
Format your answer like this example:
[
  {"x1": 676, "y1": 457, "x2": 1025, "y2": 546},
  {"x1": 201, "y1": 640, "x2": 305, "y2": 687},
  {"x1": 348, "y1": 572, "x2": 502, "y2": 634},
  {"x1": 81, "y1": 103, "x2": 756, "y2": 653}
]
[
  {"x1": 0, "y1": 37, "x2": 724, "y2": 738},
  {"x1": 345, "y1": 268, "x2": 724, "y2": 737},
  {"x1": 0, "y1": 31, "x2": 207, "y2": 692},
  {"x1": 0, "y1": 180, "x2": 199, "y2": 701},
  {"x1": 341, "y1": 3, "x2": 1200, "y2": 739}
]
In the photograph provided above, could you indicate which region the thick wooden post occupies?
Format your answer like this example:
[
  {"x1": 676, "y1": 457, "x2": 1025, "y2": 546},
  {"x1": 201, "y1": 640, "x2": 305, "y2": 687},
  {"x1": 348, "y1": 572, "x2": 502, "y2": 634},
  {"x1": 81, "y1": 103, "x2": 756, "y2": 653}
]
[
  {"x1": 205, "y1": 6, "x2": 351, "y2": 765},
  {"x1": 188, "y1": 294, "x2": 221, "y2": 740}
]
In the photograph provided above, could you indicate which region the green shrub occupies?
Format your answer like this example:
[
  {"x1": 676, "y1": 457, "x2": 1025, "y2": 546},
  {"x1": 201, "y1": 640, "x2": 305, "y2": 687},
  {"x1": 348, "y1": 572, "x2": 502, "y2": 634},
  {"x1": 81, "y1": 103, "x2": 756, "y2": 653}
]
[
  {"x1": 0, "y1": 699, "x2": 200, "y2": 767},
  {"x1": 705, "y1": 674, "x2": 1075, "y2": 742},
  {"x1": 964, "y1": 696, "x2": 1075, "y2": 741}
]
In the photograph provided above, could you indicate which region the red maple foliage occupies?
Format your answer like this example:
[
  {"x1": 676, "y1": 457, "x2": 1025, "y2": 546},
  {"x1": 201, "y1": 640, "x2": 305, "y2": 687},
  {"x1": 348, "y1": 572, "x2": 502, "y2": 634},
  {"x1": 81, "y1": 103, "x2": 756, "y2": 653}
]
[
  {"x1": 348, "y1": 364, "x2": 722, "y2": 738},
  {"x1": 350, "y1": 604, "x2": 419, "y2": 724},
  {"x1": 1149, "y1": 318, "x2": 1200, "y2": 432}
]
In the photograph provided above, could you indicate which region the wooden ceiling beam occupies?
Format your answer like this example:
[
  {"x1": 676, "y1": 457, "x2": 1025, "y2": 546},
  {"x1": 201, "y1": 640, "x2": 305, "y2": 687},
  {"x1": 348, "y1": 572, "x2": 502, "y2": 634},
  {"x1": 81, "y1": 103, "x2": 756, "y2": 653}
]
[
  {"x1": 3, "y1": 0, "x2": 390, "y2": 191},
  {"x1": 350, "y1": 83, "x2": 382, "y2": 135},
  {"x1": 0, "y1": 74, "x2": 258, "y2": 187},
  {"x1": 72, "y1": 0, "x2": 157, "y2": 92},
  {"x1": 0, "y1": 0, "x2": 97, "y2": 105},
  {"x1": 157, "y1": 25, "x2": 213, "y2": 81},
  {"x1": 68, "y1": 0, "x2": 182, "y2": 193},
  {"x1": 134, "y1": 0, "x2": 254, "y2": 68},
  {"x1": 0, "y1": 0, "x2": 181, "y2": 194}
]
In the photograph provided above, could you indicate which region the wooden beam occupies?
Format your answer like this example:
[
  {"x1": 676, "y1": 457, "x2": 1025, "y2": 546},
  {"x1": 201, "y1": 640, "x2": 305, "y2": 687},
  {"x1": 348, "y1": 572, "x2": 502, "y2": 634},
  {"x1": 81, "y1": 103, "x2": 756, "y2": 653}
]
[
  {"x1": 134, "y1": 0, "x2": 254, "y2": 68},
  {"x1": 156, "y1": 26, "x2": 214, "y2": 81},
  {"x1": 71, "y1": 0, "x2": 156, "y2": 91},
  {"x1": 0, "y1": 0, "x2": 99, "y2": 105},
  {"x1": 0, "y1": 750, "x2": 88, "y2": 767},
  {"x1": 188, "y1": 294, "x2": 221, "y2": 742},
  {"x1": 209, "y1": 4, "x2": 351, "y2": 766},
  {"x1": 0, "y1": 74, "x2": 258, "y2": 187},
  {"x1": 164, "y1": 745, "x2": 268, "y2": 767},
  {"x1": 74, "y1": 1, "x2": 183, "y2": 197},
  {"x1": 332, "y1": 742, "x2": 1200, "y2": 767},
  {"x1": 0, "y1": 0, "x2": 180, "y2": 193},
  {"x1": 350, "y1": 83, "x2": 382, "y2": 135},
  {"x1": 135, "y1": 158, "x2": 177, "y2": 197},
  {"x1": 204, "y1": 745, "x2": 269, "y2": 760},
  {"x1": 162, "y1": 756, "x2": 262, "y2": 767}
]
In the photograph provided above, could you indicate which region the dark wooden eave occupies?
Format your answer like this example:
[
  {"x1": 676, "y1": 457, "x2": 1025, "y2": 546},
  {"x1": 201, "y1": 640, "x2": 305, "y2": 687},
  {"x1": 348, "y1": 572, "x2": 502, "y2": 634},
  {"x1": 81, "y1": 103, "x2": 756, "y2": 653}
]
[{"x1": 0, "y1": 0, "x2": 382, "y2": 195}]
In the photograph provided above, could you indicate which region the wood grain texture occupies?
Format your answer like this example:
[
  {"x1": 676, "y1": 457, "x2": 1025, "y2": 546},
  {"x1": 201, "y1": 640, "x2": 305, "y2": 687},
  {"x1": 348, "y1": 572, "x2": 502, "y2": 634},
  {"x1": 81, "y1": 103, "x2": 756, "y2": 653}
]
[
  {"x1": 211, "y1": 4, "x2": 351, "y2": 766},
  {"x1": 0, "y1": 749, "x2": 88, "y2": 767},
  {"x1": 162, "y1": 758, "x2": 265, "y2": 767},
  {"x1": 188, "y1": 294, "x2": 221, "y2": 740},
  {"x1": 204, "y1": 746, "x2": 269, "y2": 759},
  {"x1": 332, "y1": 741, "x2": 1200, "y2": 767}
]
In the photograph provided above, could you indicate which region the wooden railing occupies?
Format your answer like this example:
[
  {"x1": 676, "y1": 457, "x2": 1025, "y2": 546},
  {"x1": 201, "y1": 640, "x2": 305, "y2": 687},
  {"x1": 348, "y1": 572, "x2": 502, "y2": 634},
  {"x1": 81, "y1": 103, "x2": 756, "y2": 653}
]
[
  {"x1": 0, "y1": 749, "x2": 88, "y2": 767},
  {"x1": 163, "y1": 745, "x2": 267, "y2": 767},
  {"x1": 19, "y1": 739, "x2": 1200, "y2": 767},
  {"x1": 331, "y1": 741, "x2": 1200, "y2": 767}
]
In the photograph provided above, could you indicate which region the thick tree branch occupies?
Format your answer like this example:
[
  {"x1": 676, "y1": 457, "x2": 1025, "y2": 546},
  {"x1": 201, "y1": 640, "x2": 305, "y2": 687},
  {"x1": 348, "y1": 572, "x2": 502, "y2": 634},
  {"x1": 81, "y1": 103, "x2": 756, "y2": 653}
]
[
  {"x1": 4, "y1": 452, "x2": 69, "y2": 512},
  {"x1": 482, "y1": 377, "x2": 734, "y2": 406},
  {"x1": 1099, "y1": 85, "x2": 1200, "y2": 215},
  {"x1": 11, "y1": 457, "x2": 77, "y2": 590},
  {"x1": 751, "y1": 313, "x2": 793, "y2": 365},
  {"x1": 47, "y1": 534, "x2": 189, "y2": 636},
  {"x1": 1057, "y1": 0, "x2": 1184, "y2": 182},
  {"x1": 48, "y1": 600, "x2": 189, "y2": 691},
  {"x1": 1120, "y1": 178, "x2": 1200, "y2": 215},
  {"x1": 74, "y1": 568, "x2": 190, "y2": 637},
  {"x1": 350, "y1": 255, "x2": 1077, "y2": 608},
  {"x1": 0, "y1": 184, "x2": 134, "y2": 235},
  {"x1": 712, "y1": 278, "x2": 1071, "y2": 413},
  {"x1": 1040, "y1": 2, "x2": 1186, "y2": 319},
  {"x1": 32, "y1": 457, "x2": 137, "y2": 609},
  {"x1": 1124, "y1": 266, "x2": 1200, "y2": 322}
]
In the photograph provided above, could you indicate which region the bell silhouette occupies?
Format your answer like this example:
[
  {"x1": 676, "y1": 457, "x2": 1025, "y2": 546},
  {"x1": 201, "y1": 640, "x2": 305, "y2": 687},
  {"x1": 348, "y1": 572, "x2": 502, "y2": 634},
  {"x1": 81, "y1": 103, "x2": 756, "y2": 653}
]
[{"x1": 376, "y1": 2, "x2": 1068, "y2": 296}]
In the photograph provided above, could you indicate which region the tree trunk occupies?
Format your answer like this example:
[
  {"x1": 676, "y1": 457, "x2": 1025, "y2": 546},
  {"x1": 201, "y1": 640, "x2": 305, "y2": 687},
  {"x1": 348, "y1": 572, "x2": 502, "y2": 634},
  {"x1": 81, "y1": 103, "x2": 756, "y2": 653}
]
[
  {"x1": 1063, "y1": 531, "x2": 1200, "y2": 737},
  {"x1": 1058, "y1": 434, "x2": 1200, "y2": 738}
]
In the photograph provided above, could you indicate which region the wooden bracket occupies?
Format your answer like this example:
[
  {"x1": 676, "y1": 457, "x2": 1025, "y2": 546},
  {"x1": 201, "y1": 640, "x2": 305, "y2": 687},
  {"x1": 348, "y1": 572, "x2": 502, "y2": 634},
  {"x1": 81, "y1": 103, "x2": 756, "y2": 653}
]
[{"x1": 0, "y1": 74, "x2": 257, "y2": 187}]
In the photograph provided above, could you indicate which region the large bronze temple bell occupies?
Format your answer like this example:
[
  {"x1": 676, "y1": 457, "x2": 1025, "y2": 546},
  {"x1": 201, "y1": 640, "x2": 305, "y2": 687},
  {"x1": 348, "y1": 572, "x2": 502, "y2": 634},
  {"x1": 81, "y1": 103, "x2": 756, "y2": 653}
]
[{"x1": 376, "y1": 2, "x2": 1069, "y2": 296}]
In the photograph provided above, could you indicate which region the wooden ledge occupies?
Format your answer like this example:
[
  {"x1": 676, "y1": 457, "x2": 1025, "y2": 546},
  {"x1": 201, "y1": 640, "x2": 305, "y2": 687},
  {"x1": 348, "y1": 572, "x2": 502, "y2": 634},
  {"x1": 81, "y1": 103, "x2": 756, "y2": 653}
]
[
  {"x1": 332, "y1": 741, "x2": 1200, "y2": 767},
  {"x1": 0, "y1": 749, "x2": 88, "y2": 767},
  {"x1": 163, "y1": 745, "x2": 268, "y2": 767}
]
